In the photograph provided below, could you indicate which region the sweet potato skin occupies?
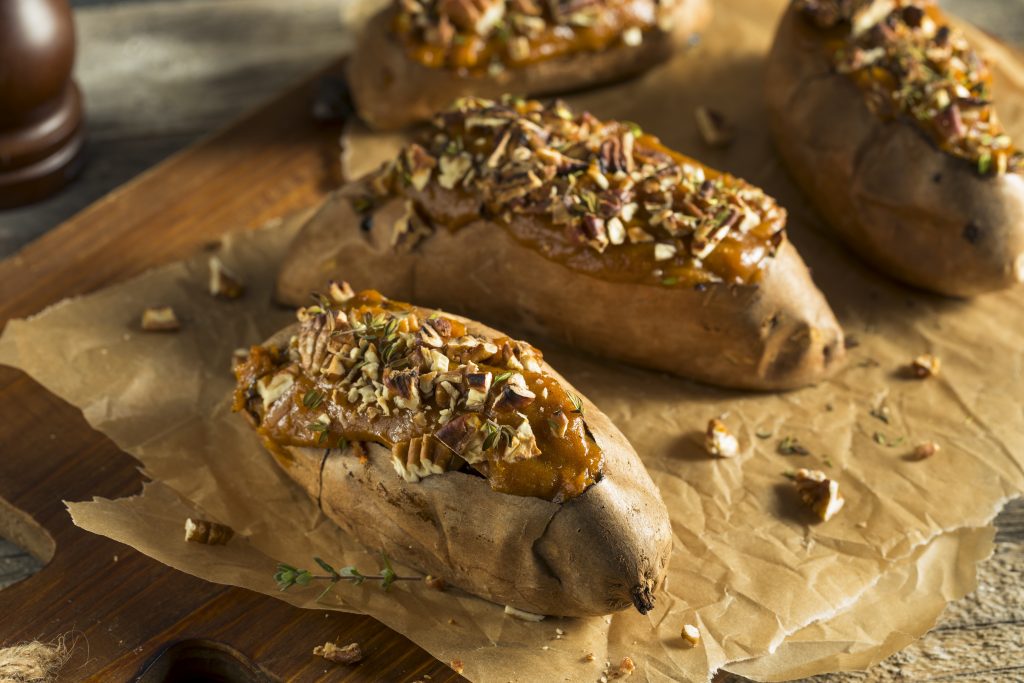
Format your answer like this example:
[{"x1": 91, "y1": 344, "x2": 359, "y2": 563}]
[
  {"x1": 275, "y1": 191, "x2": 844, "y2": 391},
  {"x1": 245, "y1": 323, "x2": 672, "y2": 617},
  {"x1": 346, "y1": 0, "x2": 713, "y2": 131},
  {"x1": 764, "y1": 3, "x2": 1024, "y2": 297}
]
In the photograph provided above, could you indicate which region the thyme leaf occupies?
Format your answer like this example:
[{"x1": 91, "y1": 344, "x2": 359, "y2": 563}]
[
  {"x1": 303, "y1": 389, "x2": 325, "y2": 409},
  {"x1": 568, "y1": 392, "x2": 584, "y2": 416},
  {"x1": 777, "y1": 436, "x2": 810, "y2": 456}
]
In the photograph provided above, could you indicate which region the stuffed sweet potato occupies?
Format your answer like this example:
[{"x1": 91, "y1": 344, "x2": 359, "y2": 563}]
[
  {"x1": 765, "y1": 0, "x2": 1024, "y2": 296},
  {"x1": 277, "y1": 97, "x2": 844, "y2": 390},
  {"x1": 347, "y1": 0, "x2": 712, "y2": 130},
  {"x1": 234, "y1": 285, "x2": 672, "y2": 617}
]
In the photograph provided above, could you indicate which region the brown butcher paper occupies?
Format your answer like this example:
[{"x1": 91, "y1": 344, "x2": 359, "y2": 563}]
[{"x1": 2, "y1": 0, "x2": 1024, "y2": 680}]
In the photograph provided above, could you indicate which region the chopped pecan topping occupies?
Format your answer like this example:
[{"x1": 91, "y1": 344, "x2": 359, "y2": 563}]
[
  {"x1": 392, "y1": 434, "x2": 464, "y2": 482},
  {"x1": 394, "y1": 0, "x2": 667, "y2": 71},
  {"x1": 328, "y1": 280, "x2": 355, "y2": 304},
  {"x1": 803, "y1": 0, "x2": 1022, "y2": 175},
  {"x1": 235, "y1": 286, "x2": 602, "y2": 501},
  {"x1": 681, "y1": 623, "x2": 701, "y2": 647},
  {"x1": 371, "y1": 97, "x2": 784, "y2": 286},
  {"x1": 494, "y1": 373, "x2": 536, "y2": 411}
]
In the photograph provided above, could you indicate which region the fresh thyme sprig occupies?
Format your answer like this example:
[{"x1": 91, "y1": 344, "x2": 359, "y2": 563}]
[
  {"x1": 274, "y1": 554, "x2": 419, "y2": 603},
  {"x1": 482, "y1": 419, "x2": 517, "y2": 452}
]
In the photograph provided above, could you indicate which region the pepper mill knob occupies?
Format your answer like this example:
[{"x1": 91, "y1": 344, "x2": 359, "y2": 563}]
[{"x1": 0, "y1": 0, "x2": 86, "y2": 208}]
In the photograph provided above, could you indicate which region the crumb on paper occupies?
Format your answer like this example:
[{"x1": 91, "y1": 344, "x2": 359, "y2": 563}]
[
  {"x1": 450, "y1": 659, "x2": 464, "y2": 674},
  {"x1": 183, "y1": 517, "x2": 234, "y2": 545},
  {"x1": 313, "y1": 641, "x2": 363, "y2": 665},
  {"x1": 793, "y1": 469, "x2": 845, "y2": 521},
  {"x1": 617, "y1": 657, "x2": 635, "y2": 677},
  {"x1": 504, "y1": 605, "x2": 545, "y2": 621},
  {"x1": 424, "y1": 574, "x2": 446, "y2": 591},
  {"x1": 694, "y1": 106, "x2": 735, "y2": 148},
  {"x1": 910, "y1": 353, "x2": 941, "y2": 378},
  {"x1": 447, "y1": 617, "x2": 458, "y2": 626},
  {"x1": 913, "y1": 441, "x2": 940, "y2": 460},
  {"x1": 140, "y1": 306, "x2": 180, "y2": 332},
  {"x1": 705, "y1": 417, "x2": 739, "y2": 458},
  {"x1": 602, "y1": 656, "x2": 636, "y2": 679},
  {"x1": 209, "y1": 255, "x2": 245, "y2": 299},
  {"x1": 582, "y1": 652, "x2": 595, "y2": 663},
  {"x1": 681, "y1": 623, "x2": 701, "y2": 647}
]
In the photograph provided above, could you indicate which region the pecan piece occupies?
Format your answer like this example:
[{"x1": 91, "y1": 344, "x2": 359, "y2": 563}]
[
  {"x1": 694, "y1": 107, "x2": 735, "y2": 148},
  {"x1": 705, "y1": 418, "x2": 738, "y2": 458},
  {"x1": 184, "y1": 518, "x2": 234, "y2": 545},
  {"x1": 141, "y1": 306, "x2": 180, "y2": 332},
  {"x1": 793, "y1": 468, "x2": 845, "y2": 521}
]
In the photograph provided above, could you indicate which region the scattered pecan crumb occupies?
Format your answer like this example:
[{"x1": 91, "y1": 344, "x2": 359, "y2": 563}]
[
  {"x1": 617, "y1": 657, "x2": 635, "y2": 677},
  {"x1": 582, "y1": 652, "x2": 595, "y2": 662},
  {"x1": 793, "y1": 468, "x2": 845, "y2": 521},
  {"x1": 424, "y1": 574, "x2": 447, "y2": 590},
  {"x1": 694, "y1": 107, "x2": 735, "y2": 148},
  {"x1": 449, "y1": 659, "x2": 464, "y2": 674},
  {"x1": 141, "y1": 306, "x2": 180, "y2": 332},
  {"x1": 448, "y1": 617, "x2": 458, "y2": 626},
  {"x1": 209, "y1": 256, "x2": 245, "y2": 299},
  {"x1": 913, "y1": 441, "x2": 940, "y2": 460},
  {"x1": 183, "y1": 517, "x2": 234, "y2": 545},
  {"x1": 601, "y1": 656, "x2": 635, "y2": 679},
  {"x1": 313, "y1": 641, "x2": 363, "y2": 665},
  {"x1": 705, "y1": 418, "x2": 739, "y2": 458},
  {"x1": 910, "y1": 353, "x2": 941, "y2": 378},
  {"x1": 681, "y1": 623, "x2": 701, "y2": 647},
  {"x1": 504, "y1": 604, "x2": 546, "y2": 621}
]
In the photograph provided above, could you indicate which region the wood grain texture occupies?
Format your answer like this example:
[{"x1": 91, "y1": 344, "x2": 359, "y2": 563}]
[{"x1": 0, "y1": 1, "x2": 1021, "y2": 681}]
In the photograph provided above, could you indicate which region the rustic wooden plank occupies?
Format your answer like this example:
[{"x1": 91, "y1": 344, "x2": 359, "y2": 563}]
[
  {"x1": 0, "y1": 54, "x2": 464, "y2": 682},
  {"x1": 0, "y1": 1, "x2": 1021, "y2": 680}
]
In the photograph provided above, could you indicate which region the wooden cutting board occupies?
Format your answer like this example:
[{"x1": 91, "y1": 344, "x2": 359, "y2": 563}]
[{"x1": 0, "y1": 58, "x2": 463, "y2": 683}]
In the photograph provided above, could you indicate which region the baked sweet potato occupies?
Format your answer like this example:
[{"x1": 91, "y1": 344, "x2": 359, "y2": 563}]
[
  {"x1": 765, "y1": 0, "x2": 1024, "y2": 296},
  {"x1": 277, "y1": 97, "x2": 844, "y2": 390},
  {"x1": 233, "y1": 285, "x2": 672, "y2": 617},
  {"x1": 348, "y1": 0, "x2": 712, "y2": 130}
]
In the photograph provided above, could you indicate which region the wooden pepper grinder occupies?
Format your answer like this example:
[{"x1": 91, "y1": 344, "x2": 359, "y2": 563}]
[{"x1": 0, "y1": 0, "x2": 85, "y2": 208}]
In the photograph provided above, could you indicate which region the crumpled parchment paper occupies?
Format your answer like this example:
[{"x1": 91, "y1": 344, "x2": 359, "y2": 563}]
[{"x1": 2, "y1": 0, "x2": 1023, "y2": 680}]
